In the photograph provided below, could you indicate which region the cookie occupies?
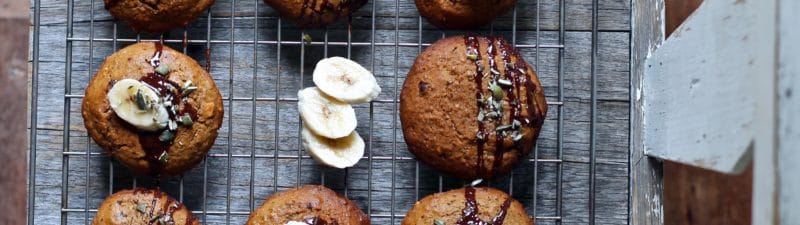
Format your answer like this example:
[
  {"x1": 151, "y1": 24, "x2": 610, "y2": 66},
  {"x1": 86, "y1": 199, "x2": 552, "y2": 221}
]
[
  {"x1": 91, "y1": 188, "x2": 200, "y2": 225},
  {"x1": 104, "y1": 0, "x2": 214, "y2": 33},
  {"x1": 246, "y1": 185, "x2": 370, "y2": 225},
  {"x1": 263, "y1": 0, "x2": 368, "y2": 28},
  {"x1": 400, "y1": 35, "x2": 547, "y2": 179},
  {"x1": 415, "y1": 0, "x2": 516, "y2": 29},
  {"x1": 82, "y1": 42, "x2": 224, "y2": 176},
  {"x1": 403, "y1": 187, "x2": 534, "y2": 225}
]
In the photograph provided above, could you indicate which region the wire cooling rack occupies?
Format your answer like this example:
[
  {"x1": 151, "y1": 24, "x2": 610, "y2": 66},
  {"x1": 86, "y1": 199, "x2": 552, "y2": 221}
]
[{"x1": 28, "y1": 0, "x2": 632, "y2": 224}]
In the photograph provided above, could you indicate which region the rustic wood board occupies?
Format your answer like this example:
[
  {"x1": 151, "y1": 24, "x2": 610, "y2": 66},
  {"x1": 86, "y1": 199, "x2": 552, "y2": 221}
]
[
  {"x1": 29, "y1": 0, "x2": 632, "y2": 224},
  {"x1": 663, "y1": 161, "x2": 752, "y2": 225},
  {"x1": 1, "y1": 0, "x2": 30, "y2": 224},
  {"x1": 631, "y1": 0, "x2": 664, "y2": 224}
]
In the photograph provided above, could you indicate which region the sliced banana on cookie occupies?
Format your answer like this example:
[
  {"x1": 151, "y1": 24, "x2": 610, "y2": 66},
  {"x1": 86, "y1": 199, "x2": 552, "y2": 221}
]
[
  {"x1": 302, "y1": 125, "x2": 365, "y2": 169},
  {"x1": 107, "y1": 79, "x2": 169, "y2": 132},
  {"x1": 297, "y1": 87, "x2": 357, "y2": 139},
  {"x1": 312, "y1": 57, "x2": 381, "y2": 103}
]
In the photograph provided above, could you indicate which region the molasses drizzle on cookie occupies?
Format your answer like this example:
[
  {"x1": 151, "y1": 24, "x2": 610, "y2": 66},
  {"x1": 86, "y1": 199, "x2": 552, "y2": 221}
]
[
  {"x1": 104, "y1": 0, "x2": 120, "y2": 10},
  {"x1": 485, "y1": 36, "x2": 511, "y2": 178},
  {"x1": 497, "y1": 38, "x2": 541, "y2": 128},
  {"x1": 494, "y1": 37, "x2": 542, "y2": 171},
  {"x1": 132, "y1": 188, "x2": 196, "y2": 225},
  {"x1": 465, "y1": 35, "x2": 543, "y2": 178},
  {"x1": 303, "y1": 217, "x2": 337, "y2": 225},
  {"x1": 464, "y1": 35, "x2": 488, "y2": 178},
  {"x1": 455, "y1": 187, "x2": 512, "y2": 225},
  {"x1": 136, "y1": 42, "x2": 199, "y2": 175}
]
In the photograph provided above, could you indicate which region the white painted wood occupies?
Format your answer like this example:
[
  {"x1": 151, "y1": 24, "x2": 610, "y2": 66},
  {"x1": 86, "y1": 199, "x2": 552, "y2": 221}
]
[
  {"x1": 642, "y1": 0, "x2": 775, "y2": 174},
  {"x1": 630, "y1": 0, "x2": 665, "y2": 224},
  {"x1": 778, "y1": 0, "x2": 800, "y2": 223}
]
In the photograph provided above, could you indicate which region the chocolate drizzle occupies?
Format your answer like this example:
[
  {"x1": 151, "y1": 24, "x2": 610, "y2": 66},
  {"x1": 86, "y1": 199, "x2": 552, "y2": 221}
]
[
  {"x1": 138, "y1": 133, "x2": 170, "y2": 175},
  {"x1": 131, "y1": 188, "x2": 195, "y2": 225},
  {"x1": 464, "y1": 35, "x2": 542, "y2": 178},
  {"x1": 464, "y1": 35, "x2": 487, "y2": 178},
  {"x1": 149, "y1": 42, "x2": 163, "y2": 67},
  {"x1": 447, "y1": 0, "x2": 502, "y2": 4},
  {"x1": 299, "y1": 217, "x2": 337, "y2": 225},
  {"x1": 134, "y1": 42, "x2": 198, "y2": 175},
  {"x1": 485, "y1": 36, "x2": 507, "y2": 178},
  {"x1": 455, "y1": 187, "x2": 512, "y2": 225},
  {"x1": 104, "y1": 0, "x2": 120, "y2": 9},
  {"x1": 496, "y1": 38, "x2": 540, "y2": 128},
  {"x1": 490, "y1": 198, "x2": 513, "y2": 225},
  {"x1": 204, "y1": 48, "x2": 212, "y2": 72}
]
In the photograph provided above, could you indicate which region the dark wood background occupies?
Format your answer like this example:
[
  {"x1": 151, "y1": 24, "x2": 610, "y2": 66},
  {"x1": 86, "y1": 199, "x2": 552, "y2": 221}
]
[
  {"x1": 28, "y1": 0, "x2": 632, "y2": 224},
  {"x1": 1, "y1": 0, "x2": 30, "y2": 224}
]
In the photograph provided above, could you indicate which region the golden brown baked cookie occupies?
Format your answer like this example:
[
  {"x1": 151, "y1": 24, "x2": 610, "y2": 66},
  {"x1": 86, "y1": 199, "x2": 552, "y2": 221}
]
[
  {"x1": 246, "y1": 185, "x2": 370, "y2": 225},
  {"x1": 82, "y1": 42, "x2": 223, "y2": 176},
  {"x1": 263, "y1": 0, "x2": 368, "y2": 28},
  {"x1": 400, "y1": 35, "x2": 547, "y2": 179},
  {"x1": 91, "y1": 188, "x2": 200, "y2": 225},
  {"x1": 104, "y1": 0, "x2": 214, "y2": 33},
  {"x1": 415, "y1": 0, "x2": 516, "y2": 29},
  {"x1": 403, "y1": 187, "x2": 534, "y2": 225}
]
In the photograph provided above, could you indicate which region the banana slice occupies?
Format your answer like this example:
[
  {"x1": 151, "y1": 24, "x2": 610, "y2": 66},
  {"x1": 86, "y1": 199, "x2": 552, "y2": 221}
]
[
  {"x1": 302, "y1": 125, "x2": 365, "y2": 169},
  {"x1": 107, "y1": 79, "x2": 169, "y2": 132},
  {"x1": 312, "y1": 57, "x2": 381, "y2": 103},
  {"x1": 297, "y1": 87, "x2": 357, "y2": 139}
]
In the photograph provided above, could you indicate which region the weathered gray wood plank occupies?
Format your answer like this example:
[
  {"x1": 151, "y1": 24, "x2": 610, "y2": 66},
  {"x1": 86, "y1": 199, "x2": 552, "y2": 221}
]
[
  {"x1": 630, "y1": 0, "x2": 664, "y2": 224},
  {"x1": 31, "y1": 0, "x2": 632, "y2": 224},
  {"x1": 778, "y1": 1, "x2": 800, "y2": 223}
]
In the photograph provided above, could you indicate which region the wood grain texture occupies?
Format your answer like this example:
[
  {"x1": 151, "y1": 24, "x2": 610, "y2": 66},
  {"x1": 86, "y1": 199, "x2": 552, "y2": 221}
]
[
  {"x1": 640, "y1": 1, "x2": 756, "y2": 224},
  {"x1": 778, "y1": 0, "x2": 800, "y2": 223},
  {"x1": 664, "y1": 0, "x2": 703, "y2": 37},
  {"x1": 663, "y1": 161, "x2": 752, "y2": 225},
  {"x1": 631, "y1": 0, "x2": 664, "y2": 224},
  {"x1": 29, "y1": 0, "x2": 632, "y2": 224},
  {"x1": 1, "y1": 0, "x2": 30, "y2": 224}
]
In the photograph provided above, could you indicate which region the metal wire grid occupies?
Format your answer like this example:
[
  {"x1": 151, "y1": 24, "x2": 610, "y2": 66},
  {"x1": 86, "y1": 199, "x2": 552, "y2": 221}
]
[{"x1": 25, "y1": 0, "x2": 608, "y2": 224}]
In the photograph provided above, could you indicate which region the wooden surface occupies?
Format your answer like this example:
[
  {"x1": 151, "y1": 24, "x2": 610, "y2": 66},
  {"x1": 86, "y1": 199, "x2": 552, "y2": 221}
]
[
  {"x1": 28, "y1": 0, "x2": 632, "y2": 224},
  {"x1": 658, "y1": 0, "x2": 753, "y2": 224},
  {"x1": 663, "y1": 162, "x2": 752, "y2": 225},
  {"x1": 664, "y1": 0, "x2": 703, "y2": 37},
  {"x1": 1, "y1": 0, "x2": 31, "y2": 224},
  {"x1": 631, "y1": 0, "x2": 665, "y2": 224},
  {"x1": 643, "y1": 0, "x2": 770, "y2": 174},
  {"x1": 778, "y1": 0, "x2": 800, "y2": 223}
]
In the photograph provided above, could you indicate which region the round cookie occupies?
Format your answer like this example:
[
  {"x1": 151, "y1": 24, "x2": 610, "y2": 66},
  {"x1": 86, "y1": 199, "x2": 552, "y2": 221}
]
[
  {"x1": 400, "y1": 35, "x2": 547, "y2": 179},
  {"x1": 82, "y1": 42, "x2": 224, "y2": 176},
  {"x1": 403, "y1": 187, "x2": 534, "y2": 225},
  {"x1": 246, "y1": 185, "x2": 370, "y2": 225},
  {"x1": 91, "y1": 188, "x2": 200, "y2": 225},
  {"x1": 415, "y1": 0, "x2": 516, "y2": 29},
  {"x1": 263, "y1": 0, "x2": 368, "y2": 28},
  {"x1": 104, "y1": 0, "x2": 215, "y2": 33}
]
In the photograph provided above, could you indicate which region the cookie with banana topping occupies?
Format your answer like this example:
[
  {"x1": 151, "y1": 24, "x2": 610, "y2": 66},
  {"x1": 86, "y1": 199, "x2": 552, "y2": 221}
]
[
  {"x1": 400, "y1": 35, "x2": 547, "y2": 180},
  {"x1": 82, "y1": 42, "x2": 223, "y2": 176}
]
